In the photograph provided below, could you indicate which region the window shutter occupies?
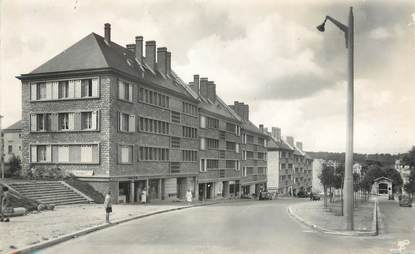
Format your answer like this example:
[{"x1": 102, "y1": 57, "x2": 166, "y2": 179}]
[
  {"x1": 46, "y1": 145, "x2": 52, "y2": 162},
  {"x1": 200, "y1": 116, "x2": 206, "y2": 128},
  {"x1": 129, "y1": 115, "x2": 135, "y2": 132},
  {"x1": 46, "y1": 82, "x2": 52, "y2": 99},
  {"x1": 236, "y1": 143, "x2": 240, "y2": 153},
  {"x1": 92, "y1": 145, "x2": 99, "y2": 163},
  {"x1": 52, "y1": 146, "x2": 59, "y2": 163},
  {"x1": 30, "y1": 114, "x2": 37, "y2": 132},
  {"x1": 74, "y1": 80, "x2": 82, "y2": 98},
  {"x1": 31, "y1": 83, "x2": 37, "y2": 100},
  {"x1": 118, "y1": 81, "x2": 124, "y2": 100},
  {"x1": 68, "y1": 80, "x2": 75, "y2": 98},
  {"x1": 91, "y1": 111, "x2": 97, "y2": 130},
  {"x1": 31, "y1": 146, "x2": 37, "y2": 162},
  {"x1": 129, "y1": 84, "x2": 133, "y2": 101},
  {"x1": 200, "y1": 138, "x2": 206, "y2": 150},
  {"x1": 52, "y1": 82, "x2": 59, "y2": 99},
  {"x1": 92, "y1": 78, "x2": 99, "y2": 97},
  {"x1": 118, "y1": 112, "x2": 122, "y2": 131},
  {"x1": 50, "y1": 113, "x2": 58, "y2": 131},
  {"x1": 117, "y1": 144, "x2": 121, "y2": 164}
]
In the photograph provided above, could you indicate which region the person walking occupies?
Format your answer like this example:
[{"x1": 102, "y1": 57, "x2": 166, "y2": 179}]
[
  {"x1": 1, "y1": 186, "x2": 10, "y2": 222},
  {"x1": 185, "y1": 189, "x2": 193, "y2": 205},
  {"x1": 141, "y1": 188, "x2": 147, "y2": 204},
  {"x1": 104, "y1": 191, "x2": 112, "y2": 224}
]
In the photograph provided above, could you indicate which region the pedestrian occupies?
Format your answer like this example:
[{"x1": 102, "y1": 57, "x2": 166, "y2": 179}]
[
  {"x1": 141, "y1": 188, "x2": 147, "y2": 204},
  {"x1": 1, "y1": 186, "x2": 10, "y2": 222},
  {"x1": 104, "y1": 190, "x2": 112, "y2": 224},
  {"x1": 185, "y1": 189, "x2": 193, "y2": 205}
]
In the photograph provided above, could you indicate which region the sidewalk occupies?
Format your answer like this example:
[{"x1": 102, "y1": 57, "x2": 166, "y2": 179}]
[
  {"x1": 288, "y1": 199, "x2": 376, "y2": 235},
  {"x1": 0, "y1": 201, "x2": 217, "y2": 254}
]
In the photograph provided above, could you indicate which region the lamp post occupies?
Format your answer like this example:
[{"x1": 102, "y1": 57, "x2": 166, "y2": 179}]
[{"x1": 317, "y1": 7, "x2": 354, "y2": 230}]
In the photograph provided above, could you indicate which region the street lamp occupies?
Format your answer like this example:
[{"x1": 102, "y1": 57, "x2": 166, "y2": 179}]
[{"x1": 317, "y1": 7, "x2": 354, "y2": 230}]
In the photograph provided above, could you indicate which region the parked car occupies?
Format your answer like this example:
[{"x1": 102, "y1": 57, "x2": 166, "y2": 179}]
[
  {"x1": 399, "y1": 195, "x2": 413, "y2": 207},
  {"x1": 296, "y1": 191, "x2": 307, "y2": 198},
  {"x1": 259, "y1": 191, "x2": 273, "y2": 200},
  {"x1": 309, "y1": 192, "x2": 321, "y2": 201}
]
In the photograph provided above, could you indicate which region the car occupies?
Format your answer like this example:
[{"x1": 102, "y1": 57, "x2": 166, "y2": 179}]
[
  {"x1": 259, "y1": 191, "x2": 273, "y2": 200},
  {"x1": 309, "y1": 192, "x2": 321, "y2": 201},
  {"x1": 296, "y1": 191, "x2": 307, "y2": 198},
  {"x1": 399, "y1": 195, "x2": 413, "y2": 207}
]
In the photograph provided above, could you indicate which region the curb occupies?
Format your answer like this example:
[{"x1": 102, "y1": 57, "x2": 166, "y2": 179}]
[
  {"x1": 287, "y1": 203, "x2": 378, "y2": 237},
  {"x1": 10, "y1": 201, "x2": 221, "y2": 254}
]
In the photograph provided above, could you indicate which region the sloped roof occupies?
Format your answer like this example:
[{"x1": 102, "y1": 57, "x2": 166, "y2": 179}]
[
  {"x1": 27, "y1": 33, "x2": 192, "y2": 98},
  {"x1": 267, "y1": 137, "x2": 293, "y2": 151},
  {"x1": 4, "y1": 120, "x2": 23, "y2": 132}
]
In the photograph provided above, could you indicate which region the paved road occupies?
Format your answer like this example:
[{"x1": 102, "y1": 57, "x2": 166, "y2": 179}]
[{"x1": 40, "y1": 199, "x2": 415, "y2": 254}]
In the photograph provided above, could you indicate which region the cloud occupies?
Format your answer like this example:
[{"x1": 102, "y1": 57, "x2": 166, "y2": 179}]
[{"x1": 369, "y1": 27, "x2": 391, "y2": 40}]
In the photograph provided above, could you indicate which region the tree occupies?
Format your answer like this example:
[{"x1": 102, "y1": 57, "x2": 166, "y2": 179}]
[
  {"x1": 319, "y1": 163, "x2": 335, "y2": 208},
  {"x1": 384, "y1": 168, "x2": 403, "y2": 193},
  {"x1": 402, "y1": 146, "x2": 415, "y2": 168},
  {"x1": 404, "y1": 169, "x2": 415, "y2": 198},
  {"x1": 6, "y1": 155, "x2": 21, "y2": 177}
]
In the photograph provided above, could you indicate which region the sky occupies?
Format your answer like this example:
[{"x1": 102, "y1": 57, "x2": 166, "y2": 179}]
[{"x1": 1, "y1": 0, "x2": 415, "y2": 154}]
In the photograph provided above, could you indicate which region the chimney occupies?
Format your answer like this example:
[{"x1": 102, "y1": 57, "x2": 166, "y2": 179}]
[
  {"x1": 145, "y1": 40, "x2": 156, "y2": 70},
  {"x1": 271, "y1": 127, "x2": 281, "y2": 141},
  {"x1": 296, "y1": 142, "x2": 303, "y2": 151},
  {"x1": 157, "y1": 47, "x2": 168, "y2": 75},
  {"x1": 126, "y1": 44, "x2": 135, "y2": 53},
  {"x1": 259, "y1": 124, "x2": 264, "y2": 133},
  {"x1": 199, "y1": 78, "x2": 208, "y2": 98},
  {"x1": 286, "y1": 136, "x2": 294, "y2": 147},
  {"x1": 135, "y1": 36, "x2": 143, "y2": 64},
  {"x1": 104, "y1": 23, "x2": 111, "y2": 43},
  {"x1": 230, "y1": 101, "x2": 249, "y2": 120},
  {"x1": 190, "y1": 74, "x2": 200, "y2": 94},
  {"x1": 207, "y1": 81, "x2": 216, "y2": 101},
  {"x1": 264, "y1": 127, "x2": 269, "y2": 134},
  {"x1": 166, "y1": 51, "x2": 171, "y2": 75}
]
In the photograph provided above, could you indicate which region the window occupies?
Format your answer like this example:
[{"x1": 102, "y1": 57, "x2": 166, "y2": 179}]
[
  {"x1": 81, "y1": 112, "x2": 92, "y2": 130},
  {"x1": 31, "y1": 79, "x2": 98, "y2": 101},
  {"x1": 226, "y1": 141, "x2": 236, "y2": 151},
  {"x1": 182, "y1": 102, "x2": 197, "y2": 116},
  {"x1": 219, "y1": 131, "x2": 226, "y2": 140},
  {"x1": 118, "y1": 145, "x2": 133, "y2": 164},
  {"x1": 58, "y1": 113, "x2": 74, "y2": 131},
  {"x1": 139, "y1": 147, "x2": 169, "y2": 161},
  {"x1": 8, "y1": 145, "x2": 12, "y2": 154},
  {"x1": 30, "y1": 145, "x2": 51, "y2": 163},
  {"x1": 118, "y1": 112, "x2": 135, "y2": 132},
  {"x1": 200, "y1": 159, "x2": 206, "y2": 172},
  {"x1": 246, "y1": 151, "x2": 254, "y2": 159},
  {"x1": 138, "y1": 87, "x2": 169, "y2": 108},
  {"x1": 207, "y1": 117, "x2": 219, "y2": 129},
  {"x1": 247, "y1": 167, "x2": 253, "y2": 175},
  {"x1": 118, "y1": 80, "x2": 133, "y2": 101},
  {"x1": 30, "y1": 113, "x2": 51, "y2": 132},
  {"x1": 170, "y1": 162, "x2": 180, "y2": 173},
  {"x1": 206, "y1": 159, "x2": 219, "y2": 169},
  {"x1": 258, "y1": 167, "x2": 265, "y2": 175},
  {"x1": 171, "y1": 137, "x2": 180, "y2": 148},
  {"x1": 206, "y1": 138, "x2": 219, "y2": 149},
  {"x1": 226, "y1": 123, "x2": 236, "y2": 133},
  {"x1": 171, "y1": 111, "x2": 181, "y2": 123},
  {"x1": 182, "y1": 150, "x2": 197, "y2": 161},
  {"x1": 219, "y1": 150, "x2": 225, "y2": 159},
  {"x1": 258, "y1": 137, "x2": 265, "y2": 146},
  {"x1": 226, "y1": 160, "x2": 236, "y2": 169},
  {"x1": 139, "y1": 117, "x2": 169, "y2": 135},
  {"x1": 258, "y1": 152, "x2": 265, "y2": 160},
  {"x1": 58, "y1": 81, "x2": 69, "y2": 99},
  {"x1": 242, "y1": 134, "x2": 247, "y2": 144},
  {"x1": 242, "y1": 167, "x2": 247, "y2": 177},
  {"x1": 182, "y1": 126, "x2": 197, "y2": 138},
  {"x1": 246, "y1": 135, "x2": 254, "y2": 144},
  {"x1": 242, "y1": 150, "x2": 246, "y2": 160}
]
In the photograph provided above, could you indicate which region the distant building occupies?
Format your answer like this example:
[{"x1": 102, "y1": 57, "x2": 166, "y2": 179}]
[
  {"x1": 3, "y1": 120, "x2": 23, "y2": 162},
  {"x1": 353, "y1": 163, "x2": 362, "y2": 175},
  {"x1": 395, "y1": 159, "x2": 411, "y2": 193},
  {"x1": 266, "y1": 127, "x2": 312, "y2": 196}
]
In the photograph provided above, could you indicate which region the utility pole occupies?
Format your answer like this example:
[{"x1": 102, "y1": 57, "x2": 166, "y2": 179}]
[
  {"x1": 0, "y1": 115, "x2": 4, "y2": 179},
  {"x1": 317, "y1": 7, "x2": 355, "y2": 230}
]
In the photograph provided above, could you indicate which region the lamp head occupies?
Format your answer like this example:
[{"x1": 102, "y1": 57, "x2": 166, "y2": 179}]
[{"x1": 316, "y1": 21, "x2": 326, "y2": 32}]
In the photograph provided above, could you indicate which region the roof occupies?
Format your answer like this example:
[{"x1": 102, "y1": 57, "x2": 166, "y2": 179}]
[
  {"x1": 4, "y1": 120, "x2": 23, "y2": 132},
  {"x1": 26, "y1": 33, "x2": 193, "y2": 99},
  {"x1": 373, "y1": 177, "x2": 392, "y2": 182},
  {"x1": 267, "y1": 137, "x2": 294, "y2": 151}
]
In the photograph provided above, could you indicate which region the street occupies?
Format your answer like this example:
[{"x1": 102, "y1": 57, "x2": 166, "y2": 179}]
[{"x1": 39, "y1": 199, "x2": 415, "y2": 254}]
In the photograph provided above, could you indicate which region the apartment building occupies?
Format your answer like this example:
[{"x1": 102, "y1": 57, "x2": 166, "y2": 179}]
[
  {"x1": 2, "y1": 120, "x2": 23, "y2": 162},
  {"x1": 188, "y1": 76, "x2": 243, "y2": 200},
  {"x1": 17, "y1": 24, "x2": 200, "y2": 203},
  {"x1": 266, "y1": 127, "x2": 312, "y2": 196},
  {"x1": 229, "y1": 101, "x2": 268, "y2": 196}
]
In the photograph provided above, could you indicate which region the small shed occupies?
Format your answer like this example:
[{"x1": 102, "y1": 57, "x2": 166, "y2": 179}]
[{"x1": 371, "y1": 177, "x2": 392, "y2": 195}]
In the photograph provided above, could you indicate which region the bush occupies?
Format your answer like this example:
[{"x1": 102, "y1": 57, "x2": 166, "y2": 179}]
[{"x1": 5, "y1": 155, "x2": 22, "y2": 177}]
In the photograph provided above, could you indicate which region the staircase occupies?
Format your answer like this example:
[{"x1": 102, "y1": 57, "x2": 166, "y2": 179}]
[{"x1": 8, "y1": 181, "x2": 93, "y2": 206}]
